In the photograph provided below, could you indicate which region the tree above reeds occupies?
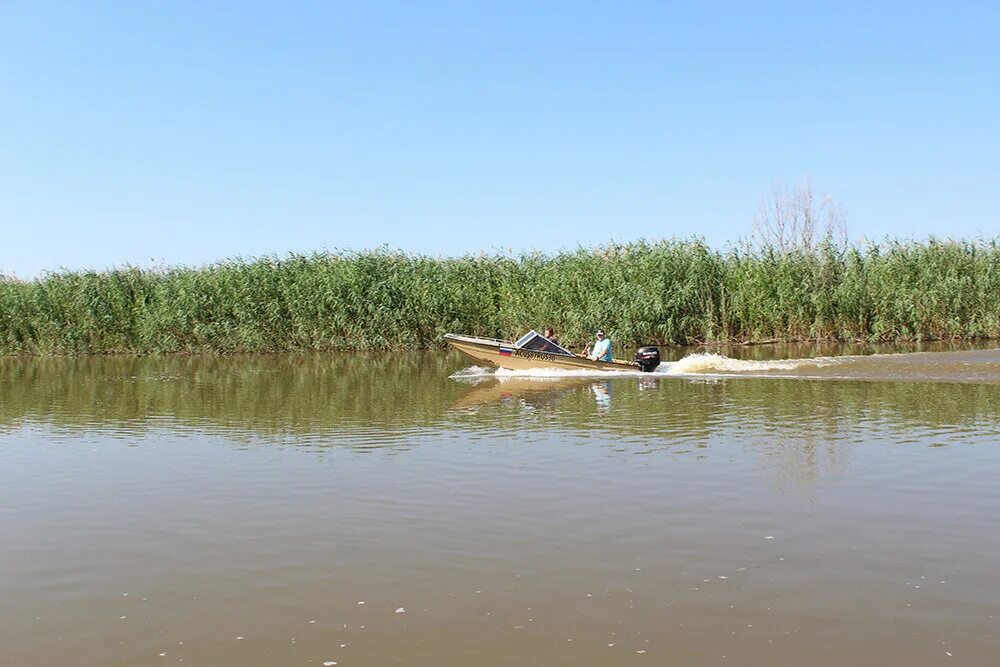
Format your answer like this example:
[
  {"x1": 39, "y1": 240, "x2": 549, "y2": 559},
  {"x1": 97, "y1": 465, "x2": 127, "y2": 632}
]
[{"x1": 751, "y1": 177, "x2": 848, "y2": 253}]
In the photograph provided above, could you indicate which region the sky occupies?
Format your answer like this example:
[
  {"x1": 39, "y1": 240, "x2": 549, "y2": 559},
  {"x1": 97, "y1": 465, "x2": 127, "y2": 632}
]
[{"x1": 2, "y1": 1, "x2": 998, "y2": 277}]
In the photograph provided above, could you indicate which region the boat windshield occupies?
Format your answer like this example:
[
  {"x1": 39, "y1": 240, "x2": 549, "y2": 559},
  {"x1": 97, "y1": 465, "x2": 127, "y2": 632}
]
[{"x1": 514, "y1": 330, "x2": 575, "y2": 357}]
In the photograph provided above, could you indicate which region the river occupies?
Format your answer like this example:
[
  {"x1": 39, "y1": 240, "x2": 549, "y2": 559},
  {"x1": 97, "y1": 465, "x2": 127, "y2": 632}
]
[{"x1": 2, "y1": 347, "x2": 999, "y2": 666}]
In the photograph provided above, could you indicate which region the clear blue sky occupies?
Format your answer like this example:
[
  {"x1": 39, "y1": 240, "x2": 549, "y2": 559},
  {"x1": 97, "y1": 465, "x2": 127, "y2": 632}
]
[{"x1": 2, "y1": 1, "x2": 998, "y2": 277}]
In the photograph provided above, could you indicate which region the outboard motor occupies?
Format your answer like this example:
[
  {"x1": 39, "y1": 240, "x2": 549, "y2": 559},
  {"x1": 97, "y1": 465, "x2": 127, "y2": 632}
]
[{"x1": 634, "y1": 345, "x2": 661, "y2": 373}]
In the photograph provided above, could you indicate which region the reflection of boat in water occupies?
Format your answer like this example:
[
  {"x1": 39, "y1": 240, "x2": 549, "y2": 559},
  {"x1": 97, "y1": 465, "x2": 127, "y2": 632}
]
[
  {"x1": 451, "y1": 377, "x2": 593, "y2": 410},
  {"x1": 445, "y1": 331, "x2": 660, "y2": 372}
]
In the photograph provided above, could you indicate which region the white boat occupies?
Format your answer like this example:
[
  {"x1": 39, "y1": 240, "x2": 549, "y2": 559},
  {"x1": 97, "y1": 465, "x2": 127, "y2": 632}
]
[{"x1": 445, "y1": 330, "x2": 660, "y2": 372}]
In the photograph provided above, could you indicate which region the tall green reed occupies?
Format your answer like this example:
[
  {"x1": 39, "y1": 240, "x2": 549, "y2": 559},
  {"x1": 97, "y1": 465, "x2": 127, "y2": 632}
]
[{"x1": 2, "y1": 239, "x2": 998, "y2": 354}]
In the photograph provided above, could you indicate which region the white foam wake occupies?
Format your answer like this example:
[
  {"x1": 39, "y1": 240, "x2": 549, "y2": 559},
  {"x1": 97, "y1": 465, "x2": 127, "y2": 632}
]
[
  {"x1": 665, "y1": 352, "x2": 836, "y2": 376},
  {"x1": 449, "y1": 365, "x2": 496, "y2": 378},
  {"x1": 451, "y1": 349, "x2": 1000, "y2": 383},
  {"x1": 450, "y1": 352, "x2": 845, "y2": 382}
]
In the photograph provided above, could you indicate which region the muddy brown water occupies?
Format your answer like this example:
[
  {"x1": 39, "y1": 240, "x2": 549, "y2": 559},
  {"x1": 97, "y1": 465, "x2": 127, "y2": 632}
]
[{"x1": 2, "y1": 347, "x2": 999, "y2": 666}]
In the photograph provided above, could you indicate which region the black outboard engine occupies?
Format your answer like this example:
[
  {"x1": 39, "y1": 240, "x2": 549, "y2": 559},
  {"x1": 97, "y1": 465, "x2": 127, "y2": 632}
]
[{"x1": 634, "y1": 346, "x2": 661, "y2": 373}]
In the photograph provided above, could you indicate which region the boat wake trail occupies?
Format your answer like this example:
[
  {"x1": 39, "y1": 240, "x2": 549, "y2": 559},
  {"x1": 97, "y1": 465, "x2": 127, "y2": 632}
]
[
  {"x1": 451, "y1": 353, "x2": 841, "y2": 380},
  {"x1": 448, "y1": 366, "x2": 499, "y2": 382},
  {"x1": 664, "y1": 352, "x2": 837, "y2": 376},
  {"x1": 665, "y1": 349, "x2": 1000, "y2": 383},
  {"x1": 450, "y1": 349, "x2": 1000, "y2": 384}
]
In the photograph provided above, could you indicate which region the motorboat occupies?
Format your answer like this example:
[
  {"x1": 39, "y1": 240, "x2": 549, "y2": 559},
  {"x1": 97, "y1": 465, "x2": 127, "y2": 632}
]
[{"x1": 444, "y1": 330, "x2": 661, "y2": 373}]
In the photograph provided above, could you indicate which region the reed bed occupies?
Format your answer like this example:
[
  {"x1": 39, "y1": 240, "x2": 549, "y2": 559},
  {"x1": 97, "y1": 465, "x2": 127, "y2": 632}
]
[{"x1": 2, "y1": 239, "x2": 999, "y2": 355}]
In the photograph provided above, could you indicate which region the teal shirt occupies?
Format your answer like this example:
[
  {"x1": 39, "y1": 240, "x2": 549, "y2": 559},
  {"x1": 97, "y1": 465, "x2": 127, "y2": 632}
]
[{"x1": 592, "y1": 338, "x2": 612, "y2": 361}]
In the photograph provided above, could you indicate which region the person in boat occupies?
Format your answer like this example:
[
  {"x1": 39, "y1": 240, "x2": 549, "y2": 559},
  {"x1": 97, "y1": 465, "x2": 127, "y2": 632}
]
[
  {"x1": 586, "y1": 329, "x2": 612, "y2": 362},
  {"x1": 543, "y1": 327, "x2": 559, "y2": 346}
]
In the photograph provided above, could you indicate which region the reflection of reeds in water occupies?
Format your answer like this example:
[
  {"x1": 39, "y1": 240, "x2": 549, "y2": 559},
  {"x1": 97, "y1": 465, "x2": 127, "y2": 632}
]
[
  {"x1": 4, "y1": 354, "x2": 999, "y2": 495},
  {"x1": 2, "y1": 239, "x2": 1000, "y2": 354},
  {"x1": 0, "y1": 353, "x2": 464, "y2": 438},
  {"x1": 3, "y1": 354, "x2": 998, "y2": 444}
]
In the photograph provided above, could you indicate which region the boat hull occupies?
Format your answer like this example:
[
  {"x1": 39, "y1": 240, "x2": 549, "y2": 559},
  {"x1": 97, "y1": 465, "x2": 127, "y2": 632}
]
[{"x1": 444, "y1": 333, "x2": 639, "y2": 372}]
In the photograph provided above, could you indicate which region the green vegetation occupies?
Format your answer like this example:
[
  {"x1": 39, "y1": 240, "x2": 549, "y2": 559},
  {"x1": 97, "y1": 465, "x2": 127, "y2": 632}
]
[{"x1": 2, "y1": 238, "x2": 999, "y2": 355}]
